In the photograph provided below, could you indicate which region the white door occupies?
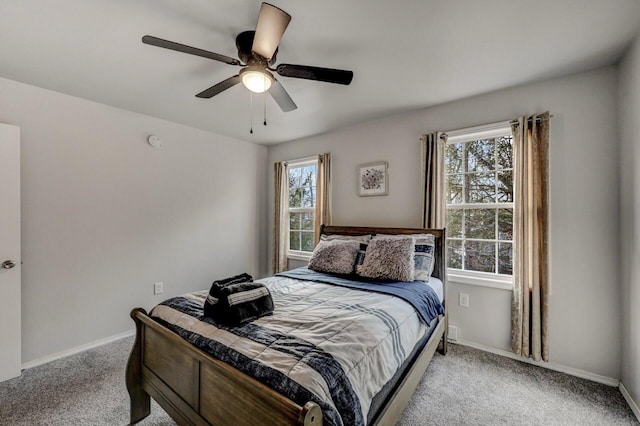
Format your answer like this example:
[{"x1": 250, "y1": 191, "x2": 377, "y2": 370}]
[{"x1": 0, "y1": 123, "x2": 21, "y2": 382}]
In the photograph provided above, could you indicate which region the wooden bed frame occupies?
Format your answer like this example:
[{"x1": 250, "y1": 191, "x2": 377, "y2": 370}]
[{"x1": 126, "y1": 225, "x2": 448, "y2": 425}]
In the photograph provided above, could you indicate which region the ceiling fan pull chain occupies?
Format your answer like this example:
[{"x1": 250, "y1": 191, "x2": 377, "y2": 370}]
[
  {"x1": 249, "y1": 92, "x2": 254, "y2": 134},
  {"x1": 263, "y1": 88, "x2": 267, "y2": 127}
]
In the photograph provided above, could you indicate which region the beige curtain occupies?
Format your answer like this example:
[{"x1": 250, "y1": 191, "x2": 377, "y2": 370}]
[
  {"x1": 315, "y1": 153, "x2": 332, "y2": 243},
  {"x1": 272, "y1": 161, "x2": 288, "y2": 274},
  {"x1": 421, "y1": 132, "x2": 447, "y2": 228},
  {"x1": 511, "y1": 112, "x2": 550, "y2": 362}
]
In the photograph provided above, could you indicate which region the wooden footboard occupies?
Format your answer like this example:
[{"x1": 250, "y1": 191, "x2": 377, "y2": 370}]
[{"x1": 126, "y1": 308, "x2": 322, "y2": 426}]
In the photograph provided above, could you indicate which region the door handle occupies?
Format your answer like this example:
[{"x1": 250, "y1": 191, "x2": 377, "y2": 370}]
[{"x1": 2, "y1": 260, "x2": 16, "y2": 269}]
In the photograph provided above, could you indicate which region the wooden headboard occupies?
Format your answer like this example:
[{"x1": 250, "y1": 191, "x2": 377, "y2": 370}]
[{"x1": 320, "y1": 225, "x2": 447, "y2": 283}]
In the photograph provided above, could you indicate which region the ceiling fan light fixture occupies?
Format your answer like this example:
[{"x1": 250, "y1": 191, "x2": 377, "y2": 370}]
[{"x1": 241, "y1": 69, "x2": 273, "y2": 93}]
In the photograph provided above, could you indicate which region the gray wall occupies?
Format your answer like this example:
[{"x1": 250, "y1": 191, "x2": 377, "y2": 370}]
[
  {"x1": 268, "y1": 67, "x2": 622, "y2": 379},
  {"x1": 0, "y1": 77, "x2": 267, "y2": 363},
  {"x1": 620, "y1": 34, "x2": 640, "y2": 406},
  {"x1": 0, "y1": 56, "x2": 631, "y2": 389}
]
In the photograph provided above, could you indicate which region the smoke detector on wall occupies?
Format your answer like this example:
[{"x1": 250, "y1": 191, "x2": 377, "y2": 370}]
[{"x1": 147, "y1": 135, "x2": 162, "y2": 147}]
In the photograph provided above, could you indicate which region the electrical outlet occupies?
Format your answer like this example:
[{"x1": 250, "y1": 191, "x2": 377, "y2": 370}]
[
  {"x1": 459, "y1": 292, "x2": 469, "y2": 307},
  {"x1": 154, "y1": 282, "x2": 164, "y2": 295}
]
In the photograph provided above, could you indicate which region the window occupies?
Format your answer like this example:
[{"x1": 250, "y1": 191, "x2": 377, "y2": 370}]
[
  {"x1": 287, "y1": 158, "x2": 318, "y2": 258},
  {"x1": 445, "y1": 124, "x2": 514, "y2": 288}
]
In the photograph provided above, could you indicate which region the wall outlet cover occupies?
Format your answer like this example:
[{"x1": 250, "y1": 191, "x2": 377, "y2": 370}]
[
  {"x1": 448, "y1": 325, "x2": 458, "y2": 342},
  {"x1": 154, "y1": 282, "x2": 163, "y2": 295},
  {"x1": 459, "y1": 292, "x2": 469, "y2": 307}
]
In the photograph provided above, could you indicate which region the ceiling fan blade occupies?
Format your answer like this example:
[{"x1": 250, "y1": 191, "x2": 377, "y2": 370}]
[
  {"x1": 269, "y1": 79, "x2": 297, "y2": 112},
  {"x1": 142, "y1": 35, "x2": 241, "y2": 66},
  {"x1": 196, "y1": 75, "x2": 242, "y2": 98},
  {"x1": 276, "y1": 64, "x2": 353, "y2": 85},
  {"x1": 251, "y1": 3, "x2": 291, "y2": 60}
]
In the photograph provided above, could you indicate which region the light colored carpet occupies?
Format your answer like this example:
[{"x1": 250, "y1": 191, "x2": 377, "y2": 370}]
[
  {"x1": 400, "y1": 345, "x2": 638, "y2": 425},
  {"x1": 0, "y1": 337, "x2": 636, "y2": 425}
]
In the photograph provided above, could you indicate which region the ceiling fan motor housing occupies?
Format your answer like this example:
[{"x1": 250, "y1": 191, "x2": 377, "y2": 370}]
[{"x1": 236, "y1": 31, "x2": 277, "y2": 66}]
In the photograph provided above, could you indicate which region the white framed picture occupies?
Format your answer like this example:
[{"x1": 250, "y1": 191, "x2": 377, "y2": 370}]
[{"x1": 358, "y1": 161, "x2": 388, "y2": 196}]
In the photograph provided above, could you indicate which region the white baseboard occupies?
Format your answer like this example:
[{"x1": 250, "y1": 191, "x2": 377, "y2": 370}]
[
  {"x1": 453, "y1": 338, "x2": 620, "y2": 387},
  {"x1": 620, "y1": 381, "x2": 640, "y2": 422},
  {"x1": 21, "y1": 329, "x2": 135, "y2": 370}
]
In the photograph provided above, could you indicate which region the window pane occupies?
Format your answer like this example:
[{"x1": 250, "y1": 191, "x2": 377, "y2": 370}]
[
  {"x1": 289, "y1": 212, "x2": 301, "y2": 231},
  {"x1": 298, "y1": 167, "x2": 313, "y2": 191},
  {"x1": 464, "y1": 241, "x2": 496, "y2": 273},
  {"x1": 303, "y1": 165, "x2": 317, "y2": 186},
  {"x1": 301, "y1": 232, "x2": 315, "y2": 252},
  {"x1": 446, "y1": 144, "x2": 463, "y2": 175},
  {"x1": 289, "y1": 187, "x2": 302, "y2": 208},
  {"x1": 498, "y1": 242, "x2": 513, "y2": 275},
  {"x1": 447, "y1": 174, "x2": 463, "y2": 204},
  {"x1": 497, "y1": 170, "x2": 513, "y2": 202},
  {"x1": 466, "y1": 139, "x2": 495, "y2": 172},
  {"x1": 302, "y1": 186, "x2": 315, "y2": 208},
  {"x1": 466, "y1": 172, "x2": 496, "y2": 203},
  {"x1": 465, "y1": 208, "x2": 495, "y2": 239},
  {"x1": 498, "y1": 208, "x2": 513, "y2": 240},
  {"x1": 286, "y1": 161, "x2": 318, "y2": 255},
  {"x1": 301, "y1": 212, "x2": 314, "y2": 231},
  {"x1": 288, "y1": 167, "x2": 302, "y2": 187},
  {"x1": 444, "y1": 133, "x2": 515, "y2": 278},
  {"x1": 497, "y1": 136, "x2": 513, "y2": 170},
  {"x1": 289, "y1": 231, "x2": 300, "y2": 251},
  {"x1": 447, "y1": 239, "x2": 463, "y2": 269},
  {"x1": 447, "y1": 208, "x2": 463, "y2": 238}
]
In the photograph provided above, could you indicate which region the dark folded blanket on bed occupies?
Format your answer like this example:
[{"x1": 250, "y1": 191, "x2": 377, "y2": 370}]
[
  {"x1": 209, "y1": 272, "x2": 253, "y2": 288},
  {"x1": 203, "y1": 273, "x2": 274, "y2": 326}
]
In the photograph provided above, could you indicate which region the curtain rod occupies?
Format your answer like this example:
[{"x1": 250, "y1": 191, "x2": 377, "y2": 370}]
[
  {"x1": 424, "y1": 113, "x2": 553, "y2": 141},
  {"x1": 509, "y1": 114, "x2": 554, "y2": 126}
]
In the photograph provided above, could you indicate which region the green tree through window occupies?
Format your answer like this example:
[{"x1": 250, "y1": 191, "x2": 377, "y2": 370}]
[
  {"x1": 445, "y1": 132, "x2": 514, "y2": 276},
  {"x1": 288, "y1": 161, "x2": 317, "y2": 254}
]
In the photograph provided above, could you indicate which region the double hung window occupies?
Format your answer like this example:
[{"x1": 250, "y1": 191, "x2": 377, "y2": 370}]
[
  {"x1": 445, "y1": 124, "x2": 514, "y2": 288},
  {"x1": 287, "y1": 159, "x2": 318, "y2": 258}
]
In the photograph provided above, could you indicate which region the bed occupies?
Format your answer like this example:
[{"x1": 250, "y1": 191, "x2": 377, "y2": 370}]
[{"x1": 126, "y1": 225, "x2": 448, "y2": 425}]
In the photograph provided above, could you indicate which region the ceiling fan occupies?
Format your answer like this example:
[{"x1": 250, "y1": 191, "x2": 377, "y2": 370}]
[{"x1": 142, "y1": 2, "x2": 354, "y2": 113}]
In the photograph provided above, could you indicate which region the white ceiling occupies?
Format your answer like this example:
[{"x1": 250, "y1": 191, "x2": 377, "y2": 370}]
[{"x1": 1, "y1": 0, "x2": 639, "y2": 145}]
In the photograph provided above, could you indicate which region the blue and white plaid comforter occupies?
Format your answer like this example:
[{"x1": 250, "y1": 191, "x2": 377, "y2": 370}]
[{"x1": 150, "y1": 273, "x2": 442, "y2": 426}]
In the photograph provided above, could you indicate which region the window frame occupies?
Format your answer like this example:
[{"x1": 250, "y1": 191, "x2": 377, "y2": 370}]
[
  {"x1": 286, "y1": 157, "x2": 318, "y2": 260},
  {"x1": 444, "y1": 122, "x2": 515, "y2": 290}
]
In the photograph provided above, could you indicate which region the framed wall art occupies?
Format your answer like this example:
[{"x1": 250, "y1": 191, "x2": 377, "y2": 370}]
[{"x1": 358, "y1": 161, "x2": 388, "y2": 196}]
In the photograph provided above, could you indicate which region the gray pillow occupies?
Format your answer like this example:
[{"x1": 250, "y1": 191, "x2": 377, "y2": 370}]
[
  {"x1": 308, "y1": 240, "x2": 360, "y2": 275},
  {"x1": 358, "y1": 237, "x2": 415, "y2": 282},
  {"x1": 376, "y1": 233, "x2": 436, "y2": 281}
]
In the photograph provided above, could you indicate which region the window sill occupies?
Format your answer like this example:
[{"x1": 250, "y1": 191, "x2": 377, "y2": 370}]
[
  {"x1": 287, "y1": 252, "x2": 312, "y2": 262},
  {"x1": 447, "y1": 269, "x2": 513, "y2": 291}
]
